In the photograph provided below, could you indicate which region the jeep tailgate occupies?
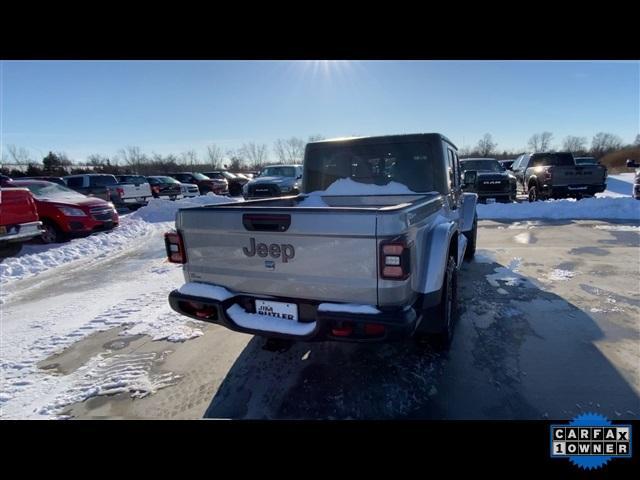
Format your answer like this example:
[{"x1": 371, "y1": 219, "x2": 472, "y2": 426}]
[{"x1": 177, "y1": 207, "x2": 379, "y2": 304}]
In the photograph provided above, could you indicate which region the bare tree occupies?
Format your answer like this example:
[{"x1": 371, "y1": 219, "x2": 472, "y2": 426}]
[
  {"x1": 634, "y1": 134, "x2": 640, "y2": 146},
  {"x1": 225, "y1": 149, "x2": 245, "y2": 171},
  {"x1": 118, "y1": 146, "x2": 148, "y2": 172},
  {"x1": 205, "y1": 144, "x2": 225, "y2": 169},
  {"x1": 308, "y1": 134, "x2": 325, "y2": 143},
  {"x1": 239, "y1": 142, "x2": 269, "y2": 169},
  {"x1": 527, "y1": 132, "x2": 554, "y2": 152},
  {"x1": 590, "y1": 132, "x2": 623, "y2": 158},
  {"x1": 475, "y1": 133, "x2": 497, "y2": 157},
  {"x1": 6, "y1": 145, "x2": 33, "y2": 165},
  {"x1": 562, "y1": 135, "x2": 588, "y2": 154},
  {"x1": 180, "y1": 150, "x2": 198, "y2": 166},
  {"x1": 273, "y1": 137, "x2": 305, "y2": 164}
]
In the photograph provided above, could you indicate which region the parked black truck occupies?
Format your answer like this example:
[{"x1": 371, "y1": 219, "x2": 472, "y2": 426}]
[
  {"x1": 460, "y1": 158, "x2": 516, "y2": 203},
  {"x1": 511, "y1": 152, "x2": 606, "y2": 201}
]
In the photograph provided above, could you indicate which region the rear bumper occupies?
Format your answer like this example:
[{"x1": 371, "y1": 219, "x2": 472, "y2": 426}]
[
  {"x1": 121, "y1": 196, "x2": 152, "y2": 206},
  {"x1": 542, "y1": 184, "x2": 606, "y2": 196},
  {"x1": 0, "y1": 221, "x2": 42, "y2": 243},
  {"x1": 168, "y1": 289, "x2": 418, "y2": 343},
  {"x1": 60, "y1": 215, "x2": 119, "y2": 235}
]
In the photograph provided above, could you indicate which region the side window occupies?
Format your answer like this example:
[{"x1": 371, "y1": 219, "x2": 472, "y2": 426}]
[
  {"x1": 66, "y1": 177, "x2": 83, "y2": 188},
  {"x1": 521, "y1": 155, "x2": 530, "y2": 170},
  {"x1": 446, "y1": 149, "x2": 458, "y2": 190}
]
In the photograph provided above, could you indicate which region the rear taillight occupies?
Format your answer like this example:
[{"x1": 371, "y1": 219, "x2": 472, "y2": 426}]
[
  {"x1": 364, "y1": 323, "x2": 386, "y2": 336},
  {"x1": 116, "y1": 187, "x2": 125, "y2": 198},
  {"x1": 380, "y1": 239, "x2": 411, "y2": 280},
  {"x1": 152, "y1": 186, "x2": 161, "y2": 194},
  {"x1": 331, "y1": 323, "x2": 353, "y2": 337},
  {"x1": 165, "y1": 231, "x2": 186, "y2": 264}
]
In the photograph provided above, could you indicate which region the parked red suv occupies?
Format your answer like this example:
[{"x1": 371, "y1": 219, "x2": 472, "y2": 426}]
[
  {"x1": 0, "y1": 186, "x2": 43, "y2": 257},
  {"x1": 10, "y1": 180, "x2": 119, "y2": 243}
]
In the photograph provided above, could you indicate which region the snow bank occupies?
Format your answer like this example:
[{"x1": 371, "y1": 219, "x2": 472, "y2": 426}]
[
  {"x1": 130, "y1": 193, "x2": 243, "y2": 223},
  {"x1": 597, "y1": 173, "x2": 635, "y2": 198},
  {"x1": 0, "y1": 195, "x2": 243, "y2": 289},
  {"x1": 478, "y1": 197, "x2": 640, "y2": 221},
  {"x1": 317, "y1": 302, "x2": 382, "y2": 314},
  {"x1": 0, "y1": 218, "x2": 157, "y2": 287}
]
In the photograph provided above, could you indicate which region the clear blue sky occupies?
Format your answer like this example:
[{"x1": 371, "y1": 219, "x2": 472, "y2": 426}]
[{"x1": 1, "y1": 60, "x2": 638, "y2": 163}]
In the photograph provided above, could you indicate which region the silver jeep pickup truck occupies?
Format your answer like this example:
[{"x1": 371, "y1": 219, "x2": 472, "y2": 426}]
[{"x1": 166, "y1": 133, "x2": 478, "y2": 346}]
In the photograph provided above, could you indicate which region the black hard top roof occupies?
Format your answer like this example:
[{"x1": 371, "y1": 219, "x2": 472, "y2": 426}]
[{"x1": 307, "y1": 133, "x2": 457, "y2": 150}]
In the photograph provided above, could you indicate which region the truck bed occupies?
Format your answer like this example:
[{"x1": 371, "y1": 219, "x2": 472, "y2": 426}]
[{"x1": 176, "y1": 193, "x2": 442, "y2": 306}]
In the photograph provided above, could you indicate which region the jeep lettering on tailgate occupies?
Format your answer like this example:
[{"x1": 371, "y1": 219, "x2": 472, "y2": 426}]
[{"x1": 243, "y1": 237, "x2": 295, "y2": 263}]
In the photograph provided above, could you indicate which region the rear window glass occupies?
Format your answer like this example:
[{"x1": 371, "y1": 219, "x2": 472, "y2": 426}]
[
  {"x1": 118, "y1": 175, "x2": 147, "y2": 184},
  {"x1": 89, "y1": 175, "x2": 118, "y2": 187},
  {"x1": 460, "y1": 160, "x2": 503, "y2": 172},
  {"x1": 304, "y1": 141, "x2": 438, "y2": 193},
  {"x1": 65, "y1": 177, "x2": 83, "y2": 188},
  {"x1": 530, "y1": 153, "x2": 574, "y2": 167}
]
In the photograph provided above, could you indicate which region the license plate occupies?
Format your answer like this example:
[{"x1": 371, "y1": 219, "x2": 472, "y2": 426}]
[
  {"x1": 255, "y1": 300, "x2": 298, "y2": 321},
  {"x1": 486, "y1": 198, "x2": 496, "y2": 204},
  {"x1": 0, "y1": 226, "x2": 6, "y2": 234}
]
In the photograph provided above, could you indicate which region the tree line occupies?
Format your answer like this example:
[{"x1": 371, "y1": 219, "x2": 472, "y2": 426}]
[
  {"x1": 460, "y1": 132, "x2": 639, "y2": 160},
  {"x1": 2, "y1": 132, "x2": 638, "y2": 178},
  {"x1": 0, "y1": 135, "x2": 324, "y2": 178}
]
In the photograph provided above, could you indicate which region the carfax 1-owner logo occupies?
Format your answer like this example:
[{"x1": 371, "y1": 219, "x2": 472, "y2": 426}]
[{"x1": 550, "y1": 413, "x2": 632, "y2": 470}]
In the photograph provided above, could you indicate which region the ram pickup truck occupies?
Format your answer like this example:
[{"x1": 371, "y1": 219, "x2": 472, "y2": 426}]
[
  {"x1": 460, "y1": 158, "x2": 516, "y2": 203},
  {"x1": 511, "y1": 152, "x2": 607, "y2": 201},
  {"x1": 0, "y1": 187, "x2": 43, "y2": 257},
  {"x1": 242, "y1": 165, "x2": 303, "y2": 199},
  {"x1": 167, "y1": 133, "x2": 478, "y2": 346}
]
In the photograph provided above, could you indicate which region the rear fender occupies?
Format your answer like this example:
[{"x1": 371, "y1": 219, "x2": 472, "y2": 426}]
[
  {"x1": 418, "y1": 219, "x2": 457, "y2": 294},
  {"x1": 460, "y1": 193, "x2": 477, "y2": 232}
]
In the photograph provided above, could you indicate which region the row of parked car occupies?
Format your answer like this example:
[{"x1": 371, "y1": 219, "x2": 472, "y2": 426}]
[
  {"x1": 459, "y1": 153, "x2": 608, "y2": 203},
  {"x1": 0, "y1": 167, "x2": 303, "y2": 258}
]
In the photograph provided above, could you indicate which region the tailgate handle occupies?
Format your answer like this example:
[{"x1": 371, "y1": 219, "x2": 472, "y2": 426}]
[{"x1": 243, "y1": 214, "x2": 291, "y2": 232}]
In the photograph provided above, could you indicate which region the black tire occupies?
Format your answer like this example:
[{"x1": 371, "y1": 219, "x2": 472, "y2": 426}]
[
  {"x1": 0, "y1": 242, "x2": 23, "y2": 259},
  {"x1": 40, "y1": 220, "x2": 67, "y2": 244},
  {"x1": 528, "y1": 183, "x2": 539, "y2": 202},
  {"x1": 415, "y1": 255, "x2": 458, "y2": 349},
  {"x1": 464, "y1": 215, "x2": 477, "y2": 260}
]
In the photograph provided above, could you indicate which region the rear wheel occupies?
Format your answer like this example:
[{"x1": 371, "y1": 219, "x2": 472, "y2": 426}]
[
  {"x1": 528, "y1": 183, "x2": 539, "y2": 202},
  {"x1": 40, "y1": 220, "x2": 67, "y2": 244},
  {"x1": 415, "y1": 255, "x2": 458, "y2": 349},
  {"x1": 0, "y1": 242, "x2": 23, "y2": 259}
]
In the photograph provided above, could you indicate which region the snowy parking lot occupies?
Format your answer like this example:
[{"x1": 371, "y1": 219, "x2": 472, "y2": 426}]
[{"x1": 0, "y1": 175, "x2": 639, "y2": 419}]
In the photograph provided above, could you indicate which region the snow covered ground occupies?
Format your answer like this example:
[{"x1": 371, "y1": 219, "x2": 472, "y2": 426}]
[
  {"x1": 0, "y1": 194, "x2": 240, "y2": 418},
  {"x1": 478, "y1": 174, "x2": 639, "y2": 221},
  {"x1": 596, "y1": 173, "x2": 635, "y2": 198}
]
